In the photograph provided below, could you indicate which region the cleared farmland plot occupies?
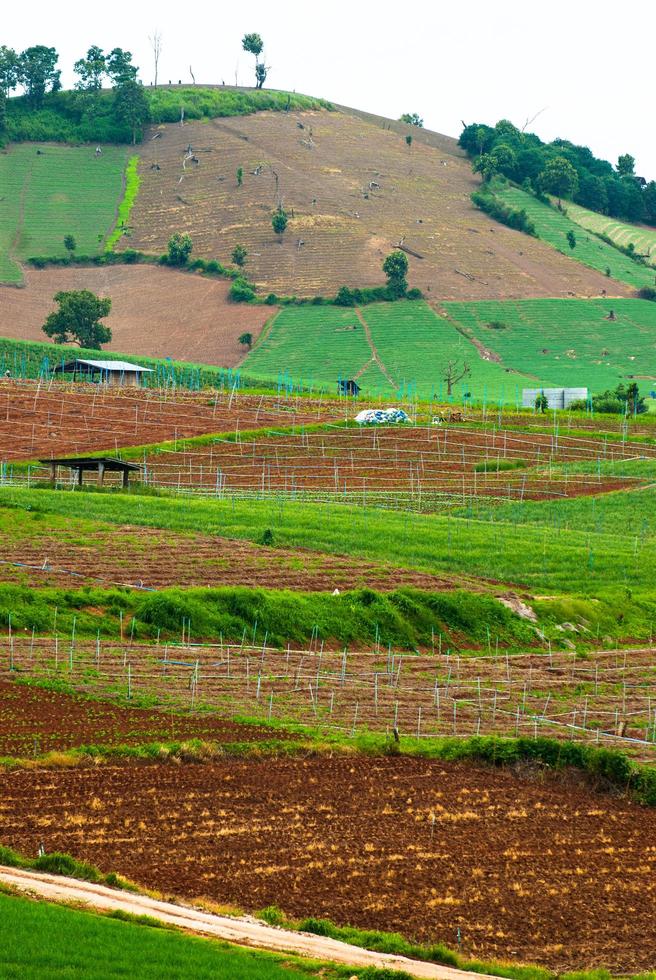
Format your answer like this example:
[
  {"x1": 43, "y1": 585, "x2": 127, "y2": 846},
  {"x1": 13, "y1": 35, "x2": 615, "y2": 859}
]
[
  {"x1": 128, "y1": 424, "x2": 652, "y2": 507},
  {"x1": 444, "y1": 297, "x2": 656, "y2": 393},
  {"x1": 2, "y1": 753, "x2": 656, "y2": 972},
  {"x1": 0, "y1": 144, "x2": 127, "y2": 284},
  {"x1": 496, "y1": 185, "x2": 656, "y2": 289},
  {"x1": 565, "y1": 200, "x2": 656, "y2": 264},
  {"x1": 122, "y1": 111, "x2": 617, "y2": 300}
]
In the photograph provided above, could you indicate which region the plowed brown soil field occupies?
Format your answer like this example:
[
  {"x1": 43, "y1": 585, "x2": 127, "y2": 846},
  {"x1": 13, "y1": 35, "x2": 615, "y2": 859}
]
[
  {"x1": 0, "y1": 382, "x2": 327, "y2": 461},
  {"x1": 1, "y1": 755, "x2": 654, "y2": 972},
  {"x1": 120, "y1": 110, "x2": 623, "y2": 301},
  {"x1": 0, "y1": 681, "x2": 287, "y2": 756},
  {"x1": 0, "y1": 266, "x2": 273, "y2": 366}
]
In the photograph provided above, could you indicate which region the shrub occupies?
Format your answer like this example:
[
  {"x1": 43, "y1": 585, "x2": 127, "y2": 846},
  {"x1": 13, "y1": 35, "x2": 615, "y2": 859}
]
[
  {"x1": 264, "y1": 292, "x2": 278, "y2": 305},
  {"x1": 229, "y1": 279, "x2": 256, "y2": 303},
  {"x1": 471, "y1": 190, "x2": 536, "y2": 235},
  {"x1": 406, "y1": 287, "x2": 423, "y2": 300},
  {"x1": 34, "y1": 852, "x2": 102, "y2": 882},
  {"x1": 638, "y1": 286, "x2": 656, "y2": 301},
  {"x1": 334, "y1": 286, "x2": 357, "y2": 307}
]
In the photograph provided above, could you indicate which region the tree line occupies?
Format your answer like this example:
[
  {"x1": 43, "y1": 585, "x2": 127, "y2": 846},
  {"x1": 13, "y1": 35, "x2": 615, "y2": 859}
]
[
  {"x1": 0, "y1": 44, "x2": 149, "y2": 143},
  {"x1": 0, "y1": 34, "x2": 273, "y2": 145},
  {"x1": 460, "y1": 119, "x2": 656, "y2": 226}
]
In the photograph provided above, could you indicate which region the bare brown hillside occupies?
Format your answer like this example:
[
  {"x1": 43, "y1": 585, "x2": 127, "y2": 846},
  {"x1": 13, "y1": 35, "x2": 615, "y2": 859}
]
[
  {"x1": 120, "y1": 109, "x2": 626, "y2": 301},
  {"x1": 0, "y1": 266, "x2": 271, "y2": 365}
]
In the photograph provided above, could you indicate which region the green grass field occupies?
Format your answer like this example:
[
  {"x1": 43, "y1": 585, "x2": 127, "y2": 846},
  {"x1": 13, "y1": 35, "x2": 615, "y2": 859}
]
[
  {"x1": 444, "y1": 298, "x2": 656, "y2": 394},
  {"x1": 0, "y1": 144, "x2": 127, "y2": 283},
  {"x1": 243, "y1": 301, "x2": 545, "y2": 402},
  {"x1": 495, "y1": 186, "x2": 656, "y2": 289},
  {"x1": 0, "y1": 892, "x2": 333, "y2": 979},
  {"x1": 564, "y1": 201, "x2": 656, "y2": 265},
  {"x1": 359, "y1": 303, "x2": 546, "y2": 401},
  {"x1": 243, "y1": 305, "x2": 387, "y2": 390}
]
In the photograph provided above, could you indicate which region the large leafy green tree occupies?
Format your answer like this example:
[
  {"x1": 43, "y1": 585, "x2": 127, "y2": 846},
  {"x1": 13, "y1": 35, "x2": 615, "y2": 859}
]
[
  {"x1": 114, "y1": 80, "x2": 150, "y2": 144},
  {"x1": 74, "y1": 46, "x2": 106, "y2": 92},
  {"x1": 242, "y1": 33, "x2": 268, "y2": 89},
  {"x1": 538, "y1": 156, "x2": 579, "y2": 203},
  {"x1": 42, "y1": 290, "x2": 112, "y2": 349},
  {"x1": 0, "y1": 46, "x2": 19, "y2": 96},
  {"x1": 617, "y1": 153, "x2": 635, "y2": 177},
  {"x1": 383, "y1": 250, "x2": 408, "y2": 298},
  {"x1": 106, "y1": 48, "x2": 137, "y2": 86},
  {"x1": 18, "y1": 46, "x2": 61, "y2": 108}
]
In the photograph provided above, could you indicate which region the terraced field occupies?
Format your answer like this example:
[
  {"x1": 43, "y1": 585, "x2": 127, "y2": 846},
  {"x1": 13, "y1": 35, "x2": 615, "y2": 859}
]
[
  {"x1": 445, "y1": 297, "x2": 656, "y2": 394},
  {"x1": 0, "y1": 507, "x2": 459, "y2": 593},
  {"x1": 0, "y1": 382, "x2": 327, "y2": 462},
  {"x1": 496, "y1": 185, "x2": 655, "y2": 289},
  {"x1": 0, "y1": 265, "x2": 272, "y2": 366},
  {"x1": 0, "y1": 144, "x2": 127, "y2": 283},
  {"x1": 130, "y1": 423, "x2": 650, "y2": 505},
  {"x1": 565, "y1": 200, "x2": 656, "y2": 265},
  {"x1": 120, "y1": 110, "x2": 616, "y2": 300},
  {"x1": 0, "y1": 681, "x2": 288, "y2": 756}
]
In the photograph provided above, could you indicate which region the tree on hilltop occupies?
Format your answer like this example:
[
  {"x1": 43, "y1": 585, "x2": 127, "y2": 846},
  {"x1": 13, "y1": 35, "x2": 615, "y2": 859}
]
[
  {"x1": 0, "y1": 46, "x2": 20, "y2": 96},
  {"x1": 400, "y1": 113, "x2": 423, "y2": 127},
  {"x1": 242, "y1": 33, "x2": 269, "y2": 89},
  {"x1": 114, "y1": 80, "x2": 150, "y2": 144},
  {"x1": 383, "y1": 250, "x2": 408, "y2": 298},
  {"x1": 42, "y1": 290, "x2": 112, "y2": 349},
  {"x1": 106, "y1": 48, "x2": 138, "y2": 86},
  {"x1": 74, "y1": 46, "x2": 106, "y2": 92},
  {"x1": 18, "y1": 46, "x2": 61, "y2": 108},
  {"x1": 617, "y1": 154, "x2": 635, "y2": 177}
]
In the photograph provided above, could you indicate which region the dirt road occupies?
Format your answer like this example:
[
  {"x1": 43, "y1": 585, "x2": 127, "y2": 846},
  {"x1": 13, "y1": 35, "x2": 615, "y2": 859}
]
[{"x1": 0, "y1": 865, "x2": 482, "y2": 980}]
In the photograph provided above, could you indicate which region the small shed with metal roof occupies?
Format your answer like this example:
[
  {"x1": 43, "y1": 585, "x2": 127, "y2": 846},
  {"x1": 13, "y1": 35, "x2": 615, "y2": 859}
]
[{"x1": 53, "y1": 358, "x2": 153, "y2": 387}]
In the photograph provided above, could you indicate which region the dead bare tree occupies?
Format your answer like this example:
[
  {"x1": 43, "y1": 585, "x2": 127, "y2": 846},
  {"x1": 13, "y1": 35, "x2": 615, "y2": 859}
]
[
  {"x1": 189, "y1": 65, "x2": 196, "y2": 85},
  {"x1": 149, "y1": 30, "x2": 163, "y2": 87},
  {"x1": 442, "y1": 360, "x2": 470, "y2": 397}
]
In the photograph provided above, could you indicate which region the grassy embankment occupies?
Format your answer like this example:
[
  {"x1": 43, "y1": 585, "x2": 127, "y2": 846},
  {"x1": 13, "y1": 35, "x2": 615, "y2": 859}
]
[{"x1": 242, "y1": 301, "x2": 549, "y2": 402}]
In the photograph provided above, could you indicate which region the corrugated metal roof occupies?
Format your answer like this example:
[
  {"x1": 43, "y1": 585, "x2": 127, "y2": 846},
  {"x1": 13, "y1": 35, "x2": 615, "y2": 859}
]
[{"x1": 73, "y1": 359, "x2": 153, "y2": 373}]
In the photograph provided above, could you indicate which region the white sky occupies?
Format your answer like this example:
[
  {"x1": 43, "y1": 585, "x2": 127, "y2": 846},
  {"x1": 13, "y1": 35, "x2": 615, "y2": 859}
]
[{"x1": 5, "y1": 0, "x2": 655, "y2": 180}]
